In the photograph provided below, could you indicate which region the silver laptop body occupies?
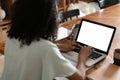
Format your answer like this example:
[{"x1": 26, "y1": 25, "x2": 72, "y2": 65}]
[{"x1": 74, "y1": 19, "x2": 116, "y2": 67}]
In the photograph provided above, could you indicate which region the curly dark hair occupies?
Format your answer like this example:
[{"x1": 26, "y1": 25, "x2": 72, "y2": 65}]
[{"x1": 8, "y1": 0, "x2": 58, "y2": 46}]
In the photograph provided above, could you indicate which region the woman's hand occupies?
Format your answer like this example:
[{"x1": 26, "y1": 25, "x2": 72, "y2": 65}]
[
  {"x1": 76, "y1": 46, "x2": 93, "y2": 79},
  {"x1": 56, "y1": 38, "x2": 77, "y2": 52},
  {"x1": 78, "y1": 46, "x2": 93, "y2": 63}
]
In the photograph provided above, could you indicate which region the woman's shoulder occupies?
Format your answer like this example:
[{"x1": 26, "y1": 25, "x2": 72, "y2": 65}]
[{"x1": 38, "y1": 39, "x2": 57, "y2": 47}]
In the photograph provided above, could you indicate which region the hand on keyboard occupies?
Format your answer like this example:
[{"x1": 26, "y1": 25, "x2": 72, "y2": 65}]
[{"x1": 78, "y1": 46, "x2": 93, "y2": 63}]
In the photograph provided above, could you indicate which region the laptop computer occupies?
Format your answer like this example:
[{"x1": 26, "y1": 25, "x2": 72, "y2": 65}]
[{"x1": 73, "y1": 19, "x2": 116, "y2": 67}]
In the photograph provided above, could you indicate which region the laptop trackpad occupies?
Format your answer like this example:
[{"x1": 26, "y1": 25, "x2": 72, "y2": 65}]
[{"x1": 85, "y1": 52, "x2": 106, "y2": 67}]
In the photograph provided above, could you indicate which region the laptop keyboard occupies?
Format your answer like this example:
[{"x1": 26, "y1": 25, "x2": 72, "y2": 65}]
[
  {"x1": 72, "y1": 44, "x2": 102, "y2": 60},
  {"x1": 88, "y1": 52, "x2": 102, "y2": 60}
]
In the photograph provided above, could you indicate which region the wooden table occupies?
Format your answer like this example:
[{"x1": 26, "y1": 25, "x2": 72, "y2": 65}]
[
  {"x1": 87, "y1": 62, "x2": 120, "y2": 80},
  {"x1": 60, "y1": 3, "x2": 120, "y2": 80}
]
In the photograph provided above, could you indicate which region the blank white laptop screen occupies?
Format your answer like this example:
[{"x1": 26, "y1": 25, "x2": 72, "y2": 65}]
[{"x1": 76, "y1": 19, "x2": 116, "y2": 53}]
